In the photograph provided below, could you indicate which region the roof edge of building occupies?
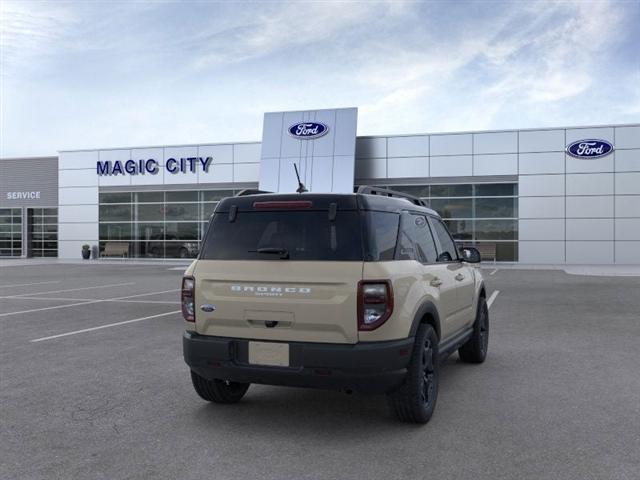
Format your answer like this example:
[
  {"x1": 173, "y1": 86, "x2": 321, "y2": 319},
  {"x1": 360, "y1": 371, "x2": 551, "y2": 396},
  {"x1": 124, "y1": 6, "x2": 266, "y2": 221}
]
[
  {"x1": 356, "y1": 122, "x2": 640, "y2": 139},
  {"x1": 4, "y1": 123, "x2": 636, "y2": 157},
  {"x1": 0, "y1": 156, "x2": 58, "y2": 161}
]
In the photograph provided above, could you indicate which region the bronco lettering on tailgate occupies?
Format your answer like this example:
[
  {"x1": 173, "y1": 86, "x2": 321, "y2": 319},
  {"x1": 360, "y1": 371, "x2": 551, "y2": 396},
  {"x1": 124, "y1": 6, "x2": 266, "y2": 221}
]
[{"x1": 230, "y1": 285, "x2": 312, "y2": 297}]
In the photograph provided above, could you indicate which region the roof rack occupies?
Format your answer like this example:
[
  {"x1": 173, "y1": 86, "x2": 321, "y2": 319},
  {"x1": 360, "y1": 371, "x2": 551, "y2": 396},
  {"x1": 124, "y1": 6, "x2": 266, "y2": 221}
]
[
  {"x1": 235, "y1": 189, "x2": 272, "y2": 197},
  {"x1": 356, "y1": 185, "x2": 428, "y2": 207}
]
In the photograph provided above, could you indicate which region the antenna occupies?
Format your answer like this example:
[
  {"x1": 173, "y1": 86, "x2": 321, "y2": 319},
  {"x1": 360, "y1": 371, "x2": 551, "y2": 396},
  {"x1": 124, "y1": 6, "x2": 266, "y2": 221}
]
[{"x1": 293, "y1": 163, "x2": 308, "y2": 193}]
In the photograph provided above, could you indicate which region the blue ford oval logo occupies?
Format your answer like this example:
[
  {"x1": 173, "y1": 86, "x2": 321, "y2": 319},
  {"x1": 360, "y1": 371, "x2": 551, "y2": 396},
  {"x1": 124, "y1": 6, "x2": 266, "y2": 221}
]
[
  {"x1": 566, "y1": 139, "x2": 614, "y2": 159},
  {"x1": 288, "y1": 122, "x2": 329, "y2": 139}
]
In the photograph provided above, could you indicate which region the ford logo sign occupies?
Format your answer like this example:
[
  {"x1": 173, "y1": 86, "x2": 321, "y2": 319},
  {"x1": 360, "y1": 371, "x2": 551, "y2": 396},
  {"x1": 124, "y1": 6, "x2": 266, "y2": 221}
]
[
  {"x1": 288, "y1": 122, "x2": 329, "y2": 139},
  {"x1": 566, "y1": 139, "x2": 614, "y2": 159}
]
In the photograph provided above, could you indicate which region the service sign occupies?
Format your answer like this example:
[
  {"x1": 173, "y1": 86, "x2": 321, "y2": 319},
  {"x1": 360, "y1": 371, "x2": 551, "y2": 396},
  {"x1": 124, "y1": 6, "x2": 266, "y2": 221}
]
[
  {"x1": 566, "y1": 139, "x2": 614, "y2": 159},
  {"x1": 6, "y1": 191, "x2": 40, "y2": 200},
  {"x1": 288, "y1": 122, "x2": 329, "y2": 140}
]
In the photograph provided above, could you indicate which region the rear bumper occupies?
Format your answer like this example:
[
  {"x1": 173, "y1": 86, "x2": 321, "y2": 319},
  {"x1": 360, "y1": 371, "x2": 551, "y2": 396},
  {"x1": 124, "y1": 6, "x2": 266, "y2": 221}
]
[{"x1": 183, "y1": 331, "x2": 414, "y2": 394}]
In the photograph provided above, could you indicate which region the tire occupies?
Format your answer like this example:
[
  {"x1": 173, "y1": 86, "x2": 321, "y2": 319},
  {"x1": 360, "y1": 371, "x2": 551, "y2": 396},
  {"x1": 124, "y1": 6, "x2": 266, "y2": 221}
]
[
  {"x1": 190, "y1": 370, "x2": 250, "y2": 404},
  {"x1": 458, "y1": 296, "x2": 489, "y2": 363},
  {"x1": 387, "y1": 324, "x2": 439, "y2": 424}
]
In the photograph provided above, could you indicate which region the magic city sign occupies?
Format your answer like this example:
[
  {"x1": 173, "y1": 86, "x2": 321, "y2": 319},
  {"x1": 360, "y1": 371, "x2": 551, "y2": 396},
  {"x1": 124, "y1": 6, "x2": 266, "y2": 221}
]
[
  {"x1": 96, "y1": 157, "x2": 213, "y2": 176},
  {"x1": 566, "y1": 139, "x2": 614, "y2": 159}
]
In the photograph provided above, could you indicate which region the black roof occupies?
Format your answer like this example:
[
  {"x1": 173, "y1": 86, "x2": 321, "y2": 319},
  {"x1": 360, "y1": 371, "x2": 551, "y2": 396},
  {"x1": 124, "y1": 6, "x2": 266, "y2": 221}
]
[{"x1": 215, "y1": 192, "x2": 440, "y2": 217}]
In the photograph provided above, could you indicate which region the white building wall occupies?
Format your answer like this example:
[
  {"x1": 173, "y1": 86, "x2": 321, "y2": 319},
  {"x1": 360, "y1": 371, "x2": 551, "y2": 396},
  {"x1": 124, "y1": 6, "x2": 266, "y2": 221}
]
[
  {"x1": 354, "y1": 123, "x2": 640, "y2": 264},
  {"x1": 58, "y1": 150, "x2": 100, "y2": 259},
  {"x1": 58, "y1": 142, "x2": 260, "y2": 258},
  {"x1": 57, "y1": 123, "x2": 640, "y2": 264}
]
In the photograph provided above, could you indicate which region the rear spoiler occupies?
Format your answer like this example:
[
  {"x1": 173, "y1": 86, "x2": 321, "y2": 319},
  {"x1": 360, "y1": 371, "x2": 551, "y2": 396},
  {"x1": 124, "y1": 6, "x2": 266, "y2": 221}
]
[{"x1": 235, "y1": 189, "x2": 272, "y2": 197}]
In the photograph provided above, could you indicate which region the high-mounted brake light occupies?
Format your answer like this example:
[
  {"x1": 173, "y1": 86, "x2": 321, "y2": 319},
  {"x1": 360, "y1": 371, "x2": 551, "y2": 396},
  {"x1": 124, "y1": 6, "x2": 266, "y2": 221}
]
[
  {"x1": 253, "y1": 201, "x2": 313, "y2": 209},
  {"x1": 181, "y1": 276, "x2": 195, "y2": 322},
  {"x1": 357, "y1": 280, "x2": 394, "y2": 331}
]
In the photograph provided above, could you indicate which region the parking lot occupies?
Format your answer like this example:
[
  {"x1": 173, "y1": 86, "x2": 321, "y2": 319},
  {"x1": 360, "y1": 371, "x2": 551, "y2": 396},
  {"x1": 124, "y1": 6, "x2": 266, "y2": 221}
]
[{"x1": 1, "y1": 262, "x2": 639, "y2": 480}]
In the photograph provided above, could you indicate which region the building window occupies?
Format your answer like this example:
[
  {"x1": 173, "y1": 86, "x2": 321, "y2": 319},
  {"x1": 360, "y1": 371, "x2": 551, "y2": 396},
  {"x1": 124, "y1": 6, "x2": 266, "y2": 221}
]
[
  {"x1": 373, "y1": 183, "x2": 519, "y2": 261},
  {"x1": 0, "y1": 208, "x2": 23, "y2": 257},
  {"x1": 28, "y1": 208, "x2": 58, "y2": 258},
  {"x1": 98, "y1": 189, "x2": 236, "y2": 259}
]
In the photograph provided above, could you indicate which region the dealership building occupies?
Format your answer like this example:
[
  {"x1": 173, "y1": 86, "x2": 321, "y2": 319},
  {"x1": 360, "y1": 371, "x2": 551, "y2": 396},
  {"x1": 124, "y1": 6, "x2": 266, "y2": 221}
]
[{"x1": 1, "y1": 108, "x2": 639, "y2": 264}]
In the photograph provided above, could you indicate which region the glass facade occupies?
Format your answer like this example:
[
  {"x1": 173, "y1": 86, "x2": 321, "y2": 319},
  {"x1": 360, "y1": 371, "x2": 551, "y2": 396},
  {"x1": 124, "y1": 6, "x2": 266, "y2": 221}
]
[
  {"x1": 374, "y1": 183, "x2": 519, "y2": 261},
  {"x1": 0, "y1": 208, "x2": 22, "y2": 257},
  {"x1": 98, "y1": 189, "x2": 237, "y2": 258},
  {"x1": 28, "y1": 208, "x2": 58, "y2": 257},
  {"x1": 99, "y1": 184, "x2": 518, "y2": 260}
]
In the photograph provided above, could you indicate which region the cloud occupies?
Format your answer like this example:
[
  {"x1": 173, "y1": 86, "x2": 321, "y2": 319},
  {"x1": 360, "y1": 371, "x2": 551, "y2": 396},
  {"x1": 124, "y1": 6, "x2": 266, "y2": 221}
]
[
  {"x1": 0, "y1": 0, "x2": 637, "y2": 157},
  {"x1": 487, "y1": 0, "x2": 623, "y2": 100},
  {"x1": 0, "y1": 0, "x2": 77, "y2": 73},
  {"x1": 188, "y1": 1, "x2": 409, "y2": 70},
  {"x1": 357, "y1": 0, "x2": 634, "y2": 134}
]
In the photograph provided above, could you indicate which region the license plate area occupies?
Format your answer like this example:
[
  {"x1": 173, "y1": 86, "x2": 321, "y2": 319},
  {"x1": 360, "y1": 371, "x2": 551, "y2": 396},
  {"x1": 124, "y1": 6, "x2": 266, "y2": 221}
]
[{"x1": 248, "y1": 341, "x2": 290, "y2": 367}]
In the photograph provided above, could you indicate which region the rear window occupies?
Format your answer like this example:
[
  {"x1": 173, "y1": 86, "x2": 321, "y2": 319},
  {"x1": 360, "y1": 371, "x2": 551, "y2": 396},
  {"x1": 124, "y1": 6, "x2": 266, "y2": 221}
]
[{"x1": 200, "y1": 211, "x2": 363, "y2": 261}]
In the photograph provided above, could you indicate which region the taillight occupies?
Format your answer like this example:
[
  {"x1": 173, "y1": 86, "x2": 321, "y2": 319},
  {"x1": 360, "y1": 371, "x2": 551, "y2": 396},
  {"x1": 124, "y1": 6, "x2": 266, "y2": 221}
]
[
  {"x1": 182, "y1": 276, "x2": 195, "y2": 322},
  {"x1": 358, "y1": 280, "x2": 393, "y2": 331}
]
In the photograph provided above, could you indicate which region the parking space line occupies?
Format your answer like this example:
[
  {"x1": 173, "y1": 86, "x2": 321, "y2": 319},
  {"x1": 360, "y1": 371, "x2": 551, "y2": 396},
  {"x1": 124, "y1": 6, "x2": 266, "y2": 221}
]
[
  {"x1": 2, "y1": 296, "x2": 177, "y2": 305},
  {"x1": 489, "y1": 269, "x2": 498, "y2": 276},
  {"x1": 0, "y1": 281, "x2": 60, "y2": 288},
  {"x1": 0, "y1": 289, "x2": 179, "y2": 318},
  {"x1": 0, "y1": 282, "x2": 136, "y2": 300},
  {"x1": 112, "y1": 289, "x2": 177, "y2": 299},
  {"x1": 487, "y1": 290, "x2": 500, "y2": 308},
  {"x1": 30, "y1": 310, "x2": 181, "y2": 342},
  {"x1": 0, "y1": 299, "x2": 104, "y2": 317},
  {"x1": 108, "y1": 299, "x2": 178, "y2": 304}
]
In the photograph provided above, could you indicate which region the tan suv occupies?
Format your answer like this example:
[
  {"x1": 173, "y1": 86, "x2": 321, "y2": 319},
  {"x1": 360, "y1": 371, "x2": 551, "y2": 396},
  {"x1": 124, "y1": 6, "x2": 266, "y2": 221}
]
[{"x1": 182, "y1": 186, "x2": 488, "y2": 423}]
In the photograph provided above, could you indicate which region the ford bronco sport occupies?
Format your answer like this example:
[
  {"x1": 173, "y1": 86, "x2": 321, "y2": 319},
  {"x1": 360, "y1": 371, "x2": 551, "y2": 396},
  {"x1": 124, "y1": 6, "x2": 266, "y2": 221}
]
[{"x1": 182, "y1": 186, "x2": 488, "y2": 423}]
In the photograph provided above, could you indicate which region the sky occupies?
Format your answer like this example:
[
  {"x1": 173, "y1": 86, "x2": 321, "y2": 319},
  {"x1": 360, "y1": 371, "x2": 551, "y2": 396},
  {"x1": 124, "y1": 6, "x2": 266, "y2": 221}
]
[{"x1": 1, "y1": 0, "x2": 639, "y2": 157}]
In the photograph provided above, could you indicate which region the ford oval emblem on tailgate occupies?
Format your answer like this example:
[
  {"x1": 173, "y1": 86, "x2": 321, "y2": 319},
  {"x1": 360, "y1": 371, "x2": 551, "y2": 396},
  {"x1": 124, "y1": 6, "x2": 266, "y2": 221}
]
[{"x1": 200, "y1": 304, "x2": 215, "y2": 312}]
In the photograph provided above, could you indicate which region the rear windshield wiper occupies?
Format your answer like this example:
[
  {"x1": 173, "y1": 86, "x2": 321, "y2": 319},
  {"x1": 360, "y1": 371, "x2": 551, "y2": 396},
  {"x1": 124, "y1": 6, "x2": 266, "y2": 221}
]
[{"x1": 250, "y1": 247, "x2": 290, "y2": 259}]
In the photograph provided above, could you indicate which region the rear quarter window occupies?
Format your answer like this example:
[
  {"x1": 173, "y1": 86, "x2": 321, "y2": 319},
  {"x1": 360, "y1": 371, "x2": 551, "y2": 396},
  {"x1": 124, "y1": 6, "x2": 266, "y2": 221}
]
[{"x1": 362, "y1": 211, "x2": 400, "y2": 261}]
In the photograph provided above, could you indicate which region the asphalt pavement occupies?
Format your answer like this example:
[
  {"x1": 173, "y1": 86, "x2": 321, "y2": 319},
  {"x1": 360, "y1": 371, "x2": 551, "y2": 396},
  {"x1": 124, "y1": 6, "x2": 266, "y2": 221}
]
[{"x1": 1, "y1": 263, "x2": 639, "y2": 480}]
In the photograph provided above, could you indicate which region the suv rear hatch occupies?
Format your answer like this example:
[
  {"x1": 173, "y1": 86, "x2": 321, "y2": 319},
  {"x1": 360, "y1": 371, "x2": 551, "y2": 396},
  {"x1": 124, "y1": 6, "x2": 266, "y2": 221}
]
[{"x1": 193, "y1": 196, "x2": 363, "y2": 344}]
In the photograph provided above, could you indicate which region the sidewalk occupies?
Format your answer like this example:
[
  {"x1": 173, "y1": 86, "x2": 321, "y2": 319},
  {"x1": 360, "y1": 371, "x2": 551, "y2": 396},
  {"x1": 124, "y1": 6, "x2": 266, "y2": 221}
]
[
  {"x1": 0, "y1": 258, "x2": 193, "y2": 268},
  {"x1": 481, "y1": 263, "x2": 640, "y2": 277},
  {"x1": 2, "y1": 258, "x2": 639, "y2": 276}
]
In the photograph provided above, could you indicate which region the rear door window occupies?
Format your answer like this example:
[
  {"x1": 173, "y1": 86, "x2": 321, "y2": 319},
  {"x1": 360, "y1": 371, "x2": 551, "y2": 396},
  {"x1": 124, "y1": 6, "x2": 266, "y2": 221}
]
[
  {"x1": 397, "y1": 213, "x2": 438, "y2": 263},
  {"x1": 430, "y1": 217, "x2": 459, "y2": 262},
  {"x1": 200, "y1": 211, "x2": 363, "y2": 261}
]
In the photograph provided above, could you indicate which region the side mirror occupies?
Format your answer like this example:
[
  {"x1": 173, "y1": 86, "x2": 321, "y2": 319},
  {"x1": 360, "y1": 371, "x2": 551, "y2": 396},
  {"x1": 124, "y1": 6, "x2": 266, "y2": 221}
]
[
  {"x1": 460, "y1": 247, "x2": 481, "y2": 263},
  {"x1": 436, "y1": 252, "x2": 453, "y2": 262}
]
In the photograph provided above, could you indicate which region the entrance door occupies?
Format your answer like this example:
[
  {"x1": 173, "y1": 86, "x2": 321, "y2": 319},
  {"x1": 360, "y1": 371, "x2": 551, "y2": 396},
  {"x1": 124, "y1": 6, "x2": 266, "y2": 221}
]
[{"x1": 27, "y1": 208, "x2": 58, "y2": 257}]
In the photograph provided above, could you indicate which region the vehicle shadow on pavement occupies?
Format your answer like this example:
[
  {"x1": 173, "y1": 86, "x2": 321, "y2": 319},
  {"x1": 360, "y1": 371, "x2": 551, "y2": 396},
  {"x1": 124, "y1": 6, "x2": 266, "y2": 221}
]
[{"x1": 188, "y1": 356, "x2": 474, "y2": 435}]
